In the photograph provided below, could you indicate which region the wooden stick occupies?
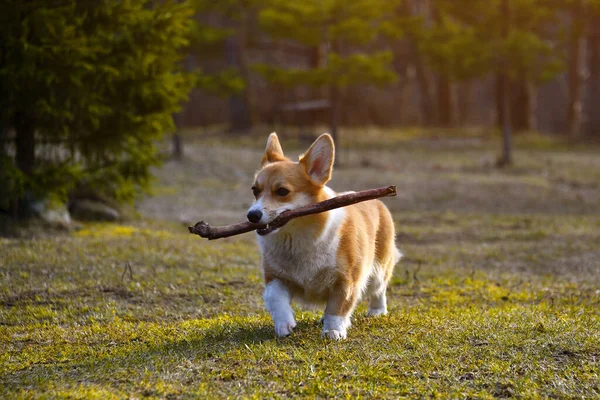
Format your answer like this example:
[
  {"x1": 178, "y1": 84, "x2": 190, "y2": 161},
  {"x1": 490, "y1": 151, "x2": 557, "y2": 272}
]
[{"x1": 188, "y1": 185, "x2": 397, "y2": 240}]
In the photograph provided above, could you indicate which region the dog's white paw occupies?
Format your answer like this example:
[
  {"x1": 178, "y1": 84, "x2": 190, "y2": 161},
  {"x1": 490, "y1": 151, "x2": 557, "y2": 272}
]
[
  {"x1": 274, "y1": 320, "x2": 296, "y2": 337},
  {"x1": 322, "y1": 329, "x2": 347, "y2": 340},
  {"x1": 367, "y1": 307, "x2": 387, "y2": 316},
  {"x1": 320, "y1": 315, "x2": 351, "y2": 327}
]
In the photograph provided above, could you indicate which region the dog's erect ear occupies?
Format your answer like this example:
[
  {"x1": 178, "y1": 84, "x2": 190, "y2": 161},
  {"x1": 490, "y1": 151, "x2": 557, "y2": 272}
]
[
  {"x1": 299, "y1": 133, "x2": 335, "y2": 186},
  {"x1": 261, "y1": 132, "x2": 286, "y2": 167}
]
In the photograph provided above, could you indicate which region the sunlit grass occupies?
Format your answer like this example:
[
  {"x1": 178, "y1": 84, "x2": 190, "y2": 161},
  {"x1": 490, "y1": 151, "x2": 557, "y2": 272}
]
[
  {"x1": 1, "y1": 131, "x2": 599, "y2": 398},
  {"x1": 1, "y1": 210, "x2": 599, "y2": 398}
]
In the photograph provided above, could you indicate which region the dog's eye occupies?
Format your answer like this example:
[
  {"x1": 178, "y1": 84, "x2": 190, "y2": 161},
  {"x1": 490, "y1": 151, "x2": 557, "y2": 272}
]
[
  {"x1": 252, "y1": 186, "x2": 260, "y2": 198},
  {"x1": 276, "y1": 188, "x2": 290, "y2": 197}
]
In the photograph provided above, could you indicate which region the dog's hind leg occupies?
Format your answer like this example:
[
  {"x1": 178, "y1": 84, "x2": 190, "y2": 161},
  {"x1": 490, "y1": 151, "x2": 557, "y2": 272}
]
[
  {"x1": 366, "y1": 262, "x2": 393, "y2": 316},
  {"x1": 368, "y1": 246, "x2": 402, "y2": 316},
  {"x1": 367, "y1": 292, "x2": 387, "y2": 316}
]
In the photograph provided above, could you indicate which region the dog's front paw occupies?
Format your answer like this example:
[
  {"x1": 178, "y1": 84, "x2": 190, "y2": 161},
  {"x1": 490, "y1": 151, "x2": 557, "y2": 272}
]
[
  {"x1": 367, "y1": 307, "x2": 387, "y2": 316},
  {"x1": 322, "y1": 329, "x2": 347, "y2": 340},
  {"x1": 274, "y1": 320, "x2": 296, "y2": 337}
]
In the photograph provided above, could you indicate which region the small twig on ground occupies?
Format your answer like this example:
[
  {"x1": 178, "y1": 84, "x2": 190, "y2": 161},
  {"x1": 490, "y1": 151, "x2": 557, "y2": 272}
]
[
  {"x1": 188, "y1": 185, "x2": 397, "y2": 240},
  {"x1": 413, "y1": 261, "x2": 421, "y2": 285},
  {"x1": 122, "y1": 261, "x2": 133, "y2": 282},
  {"x1": 508, "y1": 279, "x2": 524, "y2": 291}
]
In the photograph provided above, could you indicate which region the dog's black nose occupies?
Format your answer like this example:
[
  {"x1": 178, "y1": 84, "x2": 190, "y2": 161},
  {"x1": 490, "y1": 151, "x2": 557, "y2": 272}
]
[{"x1": 247, "y1": 210, "x2": 262, "y2": 223}]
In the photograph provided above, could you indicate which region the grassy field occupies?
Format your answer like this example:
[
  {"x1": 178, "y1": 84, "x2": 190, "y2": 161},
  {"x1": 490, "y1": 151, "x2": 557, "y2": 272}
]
[{"x1": 1, "y1": 129, "x2": 599, "y2": 398}]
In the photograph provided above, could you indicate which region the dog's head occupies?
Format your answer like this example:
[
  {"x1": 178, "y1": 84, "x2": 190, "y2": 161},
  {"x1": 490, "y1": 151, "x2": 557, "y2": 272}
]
[{"x1": 247, "y1": 132, "x2": 335, "y2": 229}]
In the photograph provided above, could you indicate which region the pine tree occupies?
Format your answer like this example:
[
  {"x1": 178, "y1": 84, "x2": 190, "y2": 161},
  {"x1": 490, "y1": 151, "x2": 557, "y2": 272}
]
[
  {"x1": 254, "y1": 0, "x2": 397, "y2": 149},
  {"x1": 0, "y1": 0, "x2": 196, "y2": 212}
]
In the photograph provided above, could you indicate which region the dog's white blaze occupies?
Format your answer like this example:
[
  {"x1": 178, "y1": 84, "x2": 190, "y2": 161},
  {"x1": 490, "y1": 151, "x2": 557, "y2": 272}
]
[{"x1": 319, "y1": 187, "x2": 344, "y2": 240}]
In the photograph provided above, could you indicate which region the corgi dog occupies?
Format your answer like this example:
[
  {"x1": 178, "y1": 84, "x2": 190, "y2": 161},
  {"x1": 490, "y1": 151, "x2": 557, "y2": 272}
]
[{"x1": 248, "y1": 133, "x2": 402, "y2": 340}]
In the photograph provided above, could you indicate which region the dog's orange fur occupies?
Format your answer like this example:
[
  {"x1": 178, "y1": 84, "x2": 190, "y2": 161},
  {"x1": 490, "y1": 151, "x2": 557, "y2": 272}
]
[
  {"x1": 251, "y1": 132, "x2": 400, "y2": 339},
  {"x1": 329, "y1": 200, "x2": 397, "y2": 314}
]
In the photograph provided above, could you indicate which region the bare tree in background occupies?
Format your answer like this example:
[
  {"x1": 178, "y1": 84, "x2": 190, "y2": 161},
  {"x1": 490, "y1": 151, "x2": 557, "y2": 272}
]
[
  {"x1": 586, "y1": 8, "x2": 600, "y2": 137},
  {"x1": 226, "y1": 35, "x2": 252, "y2": 133},
  {"x1": 225, "y1": 5, "x2": 253, "y2": 134},
  {"x1": 498, "y1": 0, "x2": 512, "y2": 166},
  {"x1": 511, "y1": 77, "x2": 536, "y2": 132},
  {"x1": 172, "y1": 113, "x2": 183, "y2": 159},
  {"x1": 457, "y1": 82, "x2": 471, "y2": 126},
  {"x1": 432, "y1": 2, "x2": 454, "y2": 127},
  {"x1": 405, "y1": 0, "x2": 435, "y2": 126},
  {"x1": 567, "y1": 0, "x2": 585, "y2": 137}
]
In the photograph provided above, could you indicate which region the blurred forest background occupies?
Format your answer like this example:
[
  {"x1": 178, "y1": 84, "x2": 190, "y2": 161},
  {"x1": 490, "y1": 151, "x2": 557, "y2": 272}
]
[
  {"x1": 2, "y1": 2, "x2": 600, "y2": 396},
  {"x1": 1, "y1": 0, "x2": 600, "y2": 217},
  {"x1": 186, "y1": 0, "x2": 600, "y2": 136}
]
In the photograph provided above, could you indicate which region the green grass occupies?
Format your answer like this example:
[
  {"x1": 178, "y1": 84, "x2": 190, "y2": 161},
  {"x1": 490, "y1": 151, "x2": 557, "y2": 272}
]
[{"x1": 1, "y1": 130, "x2": 599, "y2": 398}]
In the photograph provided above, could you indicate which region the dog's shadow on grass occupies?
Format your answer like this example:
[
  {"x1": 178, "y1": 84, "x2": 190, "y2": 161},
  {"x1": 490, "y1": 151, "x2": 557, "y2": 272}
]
[{"x1": 190, "y1": 318, "x2": 318, "y2": 348}]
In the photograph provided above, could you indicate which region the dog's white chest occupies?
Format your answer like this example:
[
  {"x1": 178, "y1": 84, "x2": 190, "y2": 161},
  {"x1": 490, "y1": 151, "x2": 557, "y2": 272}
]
[{"x1": 258, "y1": 207, "x2": 345, "y2": 297}]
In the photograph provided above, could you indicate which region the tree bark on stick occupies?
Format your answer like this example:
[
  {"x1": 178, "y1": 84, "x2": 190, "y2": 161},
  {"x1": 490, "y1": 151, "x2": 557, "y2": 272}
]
[{"x1": 189, "y1": 185, "x2": 397, "y2": 240}]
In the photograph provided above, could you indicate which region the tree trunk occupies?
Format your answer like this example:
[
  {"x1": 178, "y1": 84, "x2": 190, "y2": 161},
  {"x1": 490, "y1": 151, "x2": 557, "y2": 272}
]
[
  {"x1": 498, "y1": 72, "x2": 513, "y2": 166},
  {"x1": 328, "y1": 39, "x2": 341, "y2": 165},
  {"x1": 432, "y1": 1, "x2": 454, "y2": 127},
  {"x1": 309, "y1": 44, "x2": 326, "y2": 69},
  {"x1": 406, "y1": 0, "x2": 435, "y2": 126},
  {"x1": 457, "y1": 82, "x2": 471, "y2": 126},
  {"x1": 0, "y1": 119, "x2": 6, "y2": 158},
  {"x1": 14, "y1": 110, "x2": 35, "y2": 175},
  {"x1": 309, "y1": 43, "x2": 327, "y2": 124},
  {"x1": 14, "y1": 110, "x2": 35, "y2": 216},
  {"x1": 498, "y1": 0, "x2": 512, "y2": 166},
  {"x1": 567, "y1": 1, "x2": 584, "y2": 137},
  {"x1": 495, "y1": 72, "x2": 506, "y2": 129},
  {"x1": 414, "y1": 57, "x2": 436, "y2": 126},
  {"x1": 511, "y1": 77, "x2": 536, "y2": 132},
  {"x1": 586, "y1": 12, "x2": 600, "y2": 136},
  {"x1": 437, "y1": 74, "x2": 454, "y2": 127},
  {"x1": 329, "y1": 84, "x2": 340, "y2": 165},
  {"x1": 171, "y1": 113, "x2": 183, "y2": 160},
  {"x1": 225, "y1": 14, "x2": 252, "y2": 133},
  {"x1": 172, "y1": 133, "x2": 183, "y2": 160}
]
